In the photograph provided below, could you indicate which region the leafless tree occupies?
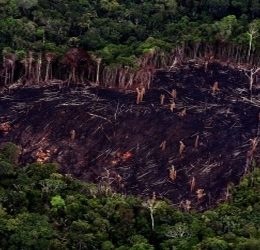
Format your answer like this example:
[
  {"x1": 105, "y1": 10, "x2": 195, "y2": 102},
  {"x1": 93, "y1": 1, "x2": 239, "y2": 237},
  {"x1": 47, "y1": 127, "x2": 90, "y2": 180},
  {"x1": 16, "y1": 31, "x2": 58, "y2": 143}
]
[{"x1": 242, "y1": 66, "x2": 260, "y2": 99}]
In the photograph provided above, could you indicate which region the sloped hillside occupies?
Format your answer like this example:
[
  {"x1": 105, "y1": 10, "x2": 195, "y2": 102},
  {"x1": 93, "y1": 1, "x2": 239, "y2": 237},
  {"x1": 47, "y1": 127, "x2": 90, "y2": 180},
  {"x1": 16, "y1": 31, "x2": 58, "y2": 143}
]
[{"x1": 0, "y1": 62, "x2": 259, "y2": 209}]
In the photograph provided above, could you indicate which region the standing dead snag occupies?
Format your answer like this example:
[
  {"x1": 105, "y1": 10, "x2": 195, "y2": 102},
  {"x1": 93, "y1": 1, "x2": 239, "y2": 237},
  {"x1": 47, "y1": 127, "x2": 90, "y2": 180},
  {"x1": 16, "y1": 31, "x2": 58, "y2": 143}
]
[
  {"x1": 160, "y1": 140, "x2": 167, "y2": 151},
  {"x1": 242, "y1": 66, "x2": 260, "y2": 99},
  {"x1": 136, "y1": 88, "x2": 141, "y2": 104},
  {"x1": 171, "y1": 89, "x2": 177, "y2": 99},
  {"x1": 196, "y1": 189, "x2": 206, "y2": 201},
  {"x1": 62, "y1": 48, "x2": 92, "y2": 84},
  {"x1": 99, "y1": 168, "x2": 114, "y2": 195},
  {"x1": 179, "y1": 108, "x2": 187, "y2": 117},
  {"x1": 247, "y1": 21, "x2": 259, "y2": 61},
  {"x1": 96, "y1": 57, "x2": 102, "y2": 85},
  {"x1": 204, "y1": 54, "x2": 214, "y2": 72},
  {"x1": 251, "y1": 138, "x2": 258, "y2": 152},
  {"x1": 115, "y1": 173, "x2": 124, "y2": 189},
  {"x1": 168, "y1": 56, "x2": 178, "y2": 71},
  {"x1": 3, "y1": 53, "x2": 16, "y2": 85},
  {"x1": 142, "y1": 192, "x2": 161, "y2": 231},
  {"x1": 225, "y1": 183, "x2": 233, "y2": 201},
  {"x1": 160, "y1": 94, "x2": 165, "y2": 105},
  {"x1": 70, "y1": 130, "x2": 76, "y2": 141},
  {"x1": 248, "y1": 138, "x2": 258, "y2": 157},
  {"x1": 190, "y1": 177, "x2": 196, "y2": 192},
  {"x1": 194, "y1": 135, "x2": 200, "y2": 149},
  {"x1": 44, "y1": 52, "x2": 56, "y2": 82},
  {"x1": 212, "y1": 81, "x2": 220, "y2": 94},
  {"x1": 136, "y1": 87, "x2": 145, "y2": 104},
  {"x1": 170, "y1": 102, "x2": 176, "y2": 112},
  {"x1": 36, "y1": 53, "x2": 42, "y2": 84},
  {"x1": 169, "y1": 165, "x2": 177, "y2": 181},
  {"x1": 28, "y1": 51, "x2": 34, "y2": 83},
  {"x1": 141, "y1": 87, "x2": 145, "y2": 101},
  {"x1": 246, "y1": 137, "x2": 258, "y2": 173},
  {"x1": 179, "y1": 141, "x2": 185, "y2": 156}
]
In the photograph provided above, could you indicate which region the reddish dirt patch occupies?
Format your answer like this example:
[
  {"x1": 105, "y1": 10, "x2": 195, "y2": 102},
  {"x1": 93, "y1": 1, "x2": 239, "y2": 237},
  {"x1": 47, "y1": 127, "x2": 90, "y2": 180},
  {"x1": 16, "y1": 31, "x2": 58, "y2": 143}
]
[{"x1": 0, "y1": 62, "x2": 259, "y2": 210}]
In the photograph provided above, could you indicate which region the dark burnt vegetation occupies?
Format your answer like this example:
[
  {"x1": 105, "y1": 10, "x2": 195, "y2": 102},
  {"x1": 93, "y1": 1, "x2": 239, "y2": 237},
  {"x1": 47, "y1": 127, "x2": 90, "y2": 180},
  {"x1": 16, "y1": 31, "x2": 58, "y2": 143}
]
[{"x1": 0, "y1": 62, "x2": 259, "y2": 210}]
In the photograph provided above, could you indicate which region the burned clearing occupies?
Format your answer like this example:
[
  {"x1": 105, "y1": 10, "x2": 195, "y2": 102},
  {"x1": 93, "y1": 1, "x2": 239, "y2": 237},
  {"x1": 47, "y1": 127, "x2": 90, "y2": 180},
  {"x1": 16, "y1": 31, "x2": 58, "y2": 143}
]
[{"x1": 0, "y1": 62, "x2": 259, "y2": 210}]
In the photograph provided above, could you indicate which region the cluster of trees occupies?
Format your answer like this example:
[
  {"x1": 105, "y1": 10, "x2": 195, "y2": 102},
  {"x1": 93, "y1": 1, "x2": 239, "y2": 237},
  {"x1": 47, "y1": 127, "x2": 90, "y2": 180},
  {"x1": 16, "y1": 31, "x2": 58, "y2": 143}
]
[
  {"x1": 0, "y1": 0, "x2": 259, "y2": 87},
  {"x1": 0, "y1": 142, "x2": 259, "y2": 249}
]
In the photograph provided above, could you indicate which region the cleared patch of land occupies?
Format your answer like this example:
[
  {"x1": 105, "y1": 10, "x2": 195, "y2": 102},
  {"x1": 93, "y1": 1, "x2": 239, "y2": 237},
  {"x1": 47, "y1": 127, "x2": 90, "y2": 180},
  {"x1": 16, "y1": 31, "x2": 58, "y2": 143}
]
[{"x1": 0, "y1": 62, "x2": 259, "y2": 210}]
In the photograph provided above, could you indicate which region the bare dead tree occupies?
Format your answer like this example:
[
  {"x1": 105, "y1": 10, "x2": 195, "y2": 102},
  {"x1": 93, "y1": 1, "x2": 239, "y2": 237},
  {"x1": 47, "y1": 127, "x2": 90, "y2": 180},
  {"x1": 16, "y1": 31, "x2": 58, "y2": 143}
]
[
  {"x1": 44, "y1": 52, "x2": 56, "y2": 82},
  {"x1": 194, "y1": 135, "x2": 200, "y2": 149},
  {"x1": 28, "y1": 51, "x2": 34, "y2": 84},
  {"x1": 245, "y1": 137, "x2": 259, "y2": 173},
  {"x1": 179, "y1": 141, "x2": 186, "y2": 156},
  {"x1": 3, "y1": 53, "x2": 16, "y2": 85},
  {"x1": 169, "y1": 165, "x2": 177, "y2": 181},
  {"x1": 70, "y1": 130, "x2": 76, "y2": 141},
  {"x1": 225, "y1": 183, "x2": 233, "y2": 201},
  {"x1": 196, "y1": 189, "x2": 206, "y2": 201},
  {"x1": 90, "y1": 54, "x2": 102, "y2": 85},
  {"x1": 168, "y1": 56, "x2": 178, "y2": 71},
  {"x1": 98, "y1": 168, "x2": 116, "y2": 195},
  {"x1": 242, "y1": 66, "x2": 260, "y2": 99},
  {"x1": 171, "y1": 89, "x2": 177, "y2": 99},
  {"x1": 142, "y1": 192, "x2": 161, "y2": 231},
  {"x1": 168, "y1": 46, "x2": 184, "y2": 71},
  {"x1": 62, "y1": 48, "x2": 92, "y2": 84},
  {"x1": 170, "y1": 102, "x2": 176, "y2": 112},
  {"x1": 204, "y1": 54, "x2": 214, "y2": 72},
  {"x1": 212, "y1": 81, "x2": 220, "y2": 94},
  {"x1": 179, "y1": 108, "x2": 187, "y2": 117},
  {"x1": 136, "y1": 88, "x2": 141, "y2": 104},
  {"x1": 20, "y1": 57, "x2": 29, "y2": 83},
  {"x1": 249, "y1": 138, "x2": 258, "y2": 155},
  {"x1": 134, "y1": 67, "x2": 154, "y2": 89},
  {"x1": 160, "y1": 94, "x2": 165, "y2": 105},
  {"x1": 36, "y1": 53, "x2": 42, "y2": 84},
  {"x1": 136, "y1": 87, "x2": 145, "y2": 104},
  {"x1": 247, "y1": 21, "x2": 259, "y2": 62},
  {"x1": 160, "y1": 140, "x2": 167, "y2": 151},
  {"x1": 190, "y1": 177, "x2": 196, "y2": 192}
]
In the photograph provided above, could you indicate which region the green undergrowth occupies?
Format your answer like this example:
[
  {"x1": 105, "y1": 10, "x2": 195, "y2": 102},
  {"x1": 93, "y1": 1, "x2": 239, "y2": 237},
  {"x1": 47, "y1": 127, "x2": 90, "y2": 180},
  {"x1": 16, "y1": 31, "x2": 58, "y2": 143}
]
[{"x1": 0, "y1": 142, "x2": 259, "y2": 250}]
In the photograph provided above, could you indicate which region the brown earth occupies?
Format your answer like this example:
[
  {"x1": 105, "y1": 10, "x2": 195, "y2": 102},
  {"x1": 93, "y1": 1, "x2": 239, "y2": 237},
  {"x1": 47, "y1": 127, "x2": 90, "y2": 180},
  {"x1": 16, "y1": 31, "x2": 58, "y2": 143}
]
[{"x1": 0, "y1": 62, "x2": 259, "y2": 210}]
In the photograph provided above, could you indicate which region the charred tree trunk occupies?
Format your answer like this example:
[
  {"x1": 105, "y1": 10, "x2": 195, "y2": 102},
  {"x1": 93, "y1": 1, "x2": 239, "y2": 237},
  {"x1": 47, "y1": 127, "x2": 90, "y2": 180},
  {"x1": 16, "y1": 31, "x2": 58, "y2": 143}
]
[
  {"x1": 243, "y1": 67, "x2": 260, "y2": 100},
  {"x1": 36, "y1": 53, "x2": 42, "y2": 84},
  {"x1": 96, "y1": 58, "x2": 101, "y2": 85},
  {"x1": 45, "y1": 61, "x2": 50, "y2": 82},
  {"x1": 28, "y1": 52, "x2": 34, "y2": 84},
  {"x1": 3, "y1": 53, "x2": 16, "y2": 86},
  {"x1": 44, "y1": 52, "x2": 56, "y2": 82}
]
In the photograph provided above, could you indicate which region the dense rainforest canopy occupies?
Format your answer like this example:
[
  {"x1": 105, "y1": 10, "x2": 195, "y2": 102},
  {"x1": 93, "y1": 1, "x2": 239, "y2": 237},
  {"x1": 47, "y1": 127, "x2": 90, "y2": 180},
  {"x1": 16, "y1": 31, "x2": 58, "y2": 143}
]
[
  {"x1": 0, "y1": 142, "x2": 259, "y2": 249},
  {"x1": 0, "y1": 0, "x2": 259, "y2": 64},
  {"x1": 0, "y1": 0, "x2": 259, "y2": 88}
]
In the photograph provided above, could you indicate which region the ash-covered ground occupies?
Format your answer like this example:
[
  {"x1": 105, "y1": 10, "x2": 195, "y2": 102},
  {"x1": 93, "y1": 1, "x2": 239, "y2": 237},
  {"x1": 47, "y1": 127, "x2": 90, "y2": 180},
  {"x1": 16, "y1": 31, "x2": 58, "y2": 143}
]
[{"x1": 0, "y1": 62, "x2": 259, "y2": 210}]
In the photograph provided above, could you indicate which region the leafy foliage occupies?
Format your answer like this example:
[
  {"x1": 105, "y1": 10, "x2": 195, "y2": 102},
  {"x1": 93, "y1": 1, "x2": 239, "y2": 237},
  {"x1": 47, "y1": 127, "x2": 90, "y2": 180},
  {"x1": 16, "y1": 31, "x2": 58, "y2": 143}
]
[
  {"x1": 0, "y1": 143, "x2": 259, "y2": 249},
  {"x1": 0, "y1": 0, "x2": 259, "y2": 62}
]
